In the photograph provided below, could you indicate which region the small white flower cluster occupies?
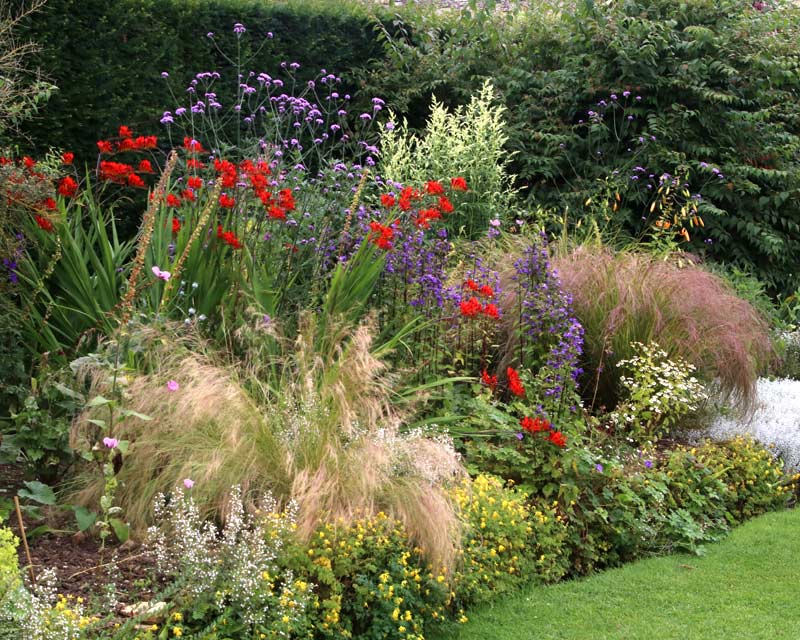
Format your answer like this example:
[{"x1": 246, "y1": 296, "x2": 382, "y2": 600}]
[
  {"x1": 146, "y1": 486, "x2": 308, "y2": 629},
  {"x1": 0, "y1": 569, "x2": 88, "y2": 640},
  {"x1": 611, "y1": 341, "x2": 707, "y2": 438},
  {"x1": 377, "y1": 425, "x2": 463, "y2": 486},
  {"x1": 705, "y1": 377, "x2": 800, "y2": 470}
]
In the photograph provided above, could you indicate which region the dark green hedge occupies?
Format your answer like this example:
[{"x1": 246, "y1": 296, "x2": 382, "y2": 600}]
[{"x1": 21, "y1": 0, "x2": 387, "y2": 162}]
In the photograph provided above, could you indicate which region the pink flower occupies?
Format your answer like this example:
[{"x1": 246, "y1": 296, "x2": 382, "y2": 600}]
[
  {"x1": 151, "y1": 265, "x2": 171, "y2": 281},
  {"x1": 103, "y1": 437, "x2": 119, "y2": 449},
  {"x1": 183, "y1": 478, "x2": 194, "y2": 489},
  {"x1": 166, "y1": 380, "x2": 180, "y2": 392}
]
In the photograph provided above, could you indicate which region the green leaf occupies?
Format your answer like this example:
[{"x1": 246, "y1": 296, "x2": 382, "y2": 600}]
[
  {"x1": 86, "y1": 395, "x2": 112, "y2": 408},
  {"x1": 73, "y1": 506, "x2": 97, "y2": 532},
  {"x1": 109, "y1": 518, "x2": 129, "y2": 543},
  {"x1": 18, "y1": 481, "x2": 56, "y2": 505}
]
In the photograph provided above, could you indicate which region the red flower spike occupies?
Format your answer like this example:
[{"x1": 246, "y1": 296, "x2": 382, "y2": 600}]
[
  {"x1": 425, "y1": 180, "x2": 445, "y2": 195},
  {"x1": 549, "y1": 431, "x2": 567, "y2": 448},
  {"x1": 451, "y1": 176, "x2": 468, "y2": 191},
  {"x1": 172, "y1": 217, "x2": 181, "y2": 233},
  {"x1": 380, "y1": 193, "x2": 396, "y2": 208},
  {"x1": 118, "y1": 125, "x2": 133, "y2": 139},
  {"x1": 181, "y1": 189, "x2": 196, "y2": 202},
  {"x1": 219, "y1": 194, "x2": 236, "y2": 208},
  {"x1": 138, "y1": 159, "x2": 154, "y2": 173},
  {"x1": 483, "y1": 303, "x2": 500, "y2": 319},
  {"x1": 507, "y1": 367, "x2": 525, "y2": 397},
  {"x1": 481, "y1": 370, "x2": 498, "y2": 390},
  {"x1": 166, "y1": 193, "x2": 182, "y2": 208},
  {"x1": 438, "y1": 196, "x2": 454, "y2": 214},
  {"x1": 57, "y1": 176, "x2": 78, "y2": 198},
  {"x1": 459, "y1": 297, "x2": 482, "y2": 317},
  {"x1": 62, "y1": 152, "x2": 74, "y2": 165},
  {"x1": 479, "y1": 285, "x2": 494, "y2": 298},
  {"x1": 97, "y1": 140, "x2": 115, "y2": 154},
  {"x1": 34, "y1": 214, "x2": 54, "y2": 232},
  {"x1": 187, "y1": 176, "x2": 203, "y2": 190},
  {"x1": 127, "y1": 173, "x2": 145, "y2": 188}
]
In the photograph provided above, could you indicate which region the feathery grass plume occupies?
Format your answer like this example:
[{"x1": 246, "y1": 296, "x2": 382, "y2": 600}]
[
  {"x1": 552, "y1": 245, "x2": 773, "y2": 415},
  {"x1": 71, "y1": 318, "x2": 464, "y2": 568},
  {"x1": 117, "y1": 150, "x2": 178, "y2": 326}
]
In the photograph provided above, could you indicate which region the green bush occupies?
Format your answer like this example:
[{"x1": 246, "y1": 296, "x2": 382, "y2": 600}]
[
  {"x1": 366, "y1": 0, "x2": 800, "y2": 295},
  {"x1": 0, "y1": 524, "x2": 20, "y2": 600}
]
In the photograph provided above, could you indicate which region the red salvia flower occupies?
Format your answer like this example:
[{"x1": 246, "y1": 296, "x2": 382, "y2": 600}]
[
  {"x1": 479, "y1": 284, "x2": 494, "y2": 298},
  {"x1": 118, "y1": 125, "x2": 133, "y2": 139},
  {"x1": 464, "y1": 279, "x2": 479, "y2": 291},
  {"x1": 97, "y1": 140, "x2": 115, "y2": 154},
  {"x1": 520, "y1": 416, "x2": 550, "y2": 434},
  {"x1": 186, "y1": 159, "x2": 205, "y2": 169},
  {"x1": 62, "y1": 152, "x2": 74, "y2": 165},
  {"x1": 369, "y1": 221, "x2": 394, "y2": 250},
  {"x1": 181, "y1": 189, "x2": 196, "y2": 202},
  {"x1": 138, "y1": 159, "x2": 154, "y2": 173},
  {"x1": 172, "y1": 217, "x2": 181, "y2": 233},
  {"x1": 42, "y1": 197, "x2": 57, "y2": 211},
  {"x1": 415, "y1": 207, "x2": 441, "y2": 229},
  {"x1": 268, "y1": 204, "x2": 287, "y2": 220},
  {"x1": 481, "y1": 369, "x2": 498, "y2": 390},
  {"x1": 183, "y1": 137, "x2": 204, "y2": 153},
  {"x1": 187, "y1": 176, "x2": 203, "y2": 190},
  {"x1": 166, "y1": 193, "x2": 182, "y2": 208},
  {"x1": 278, "y1": 188, "x2": 296, "y2": 211}
]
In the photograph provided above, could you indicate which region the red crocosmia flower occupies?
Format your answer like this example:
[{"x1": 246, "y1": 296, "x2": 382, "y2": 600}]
[
  {"x1": 23, "y1": 156, "x2": 36, "y2": 170},
  {"x1": 134, "y1": 135, "x2": 158, "y2": 150},
  {"x1": 57, "y1": 176, "x2": 78, "y2": 197},
  {"x1": 464, "y1": 279, "x2": 479, "y2": 291},
  {"x1": 268, "y1": 205, "x2": 286, "y2": 220},
  {"x1": 137, "y1": 159, "x2": 154, "y2": 173},
  {"x1": 425, "y1": 180, "x2": 444, "y2": 195},
  {"x1": 166, "y1": 193, "x2": 182, "y2": 208},
  {"x1": 172, "y1": 217, "x2": 181, "y2": 233},
  {"x1": 483, "y1": 303, "x2": 500, "y2": 319},
  {"x1": 459, "y1": 296, "x2": 482, "y2": 317},
  {"x1": 42, "y1": 197, "x2": 57, "y2": 211},
  {"x1": 549, "y1": 431, "x2": 567, "y2": 448},
  {"x1": 216, "y1": 225, "x2": 242, "y2": 249},
  {"x1": 369, "y1": 220, "x2": 394, "y2": 250},
  {"x1": 450, "y1": 176, "x2": 468, "y2": 191},
  {"x1": 183, "y1": 137, "x2": 204, "y2": 153},
  {"x1": 127, "y1": 173, "x2": 145, "y2": 188},
  {"x1": 181, "y1": 189, "x2": 196, "y2": 202},
  {"x1": 415, "y1": 207, "x2": 441, "y2": 229},
  {"x1": 34, "y1": 214, "x2": 54, "y2": 232},
  {"x1": 481, "y1": 369, "x2": 498, "y2": 390},
  {"x1": 438, "y1": 196, "x2": 454, "y2": 214},
  {"x1": 118, "y1": 125, "x2": 133, "y2": 139},
  {"x1": 97, "y1": 140, "x2": 115, "y2": 154},
  {"x1": 507, "y1": 367, "x2": 525, "y2": 397},
  {"x1": 186, "y1": 159, "x2": 205, "y2": 169},
  {"x1": 520, "y1": 416, "x2": 550, "y2": 434},
  {"x1": 219, "y1": 194, "x2": 236, "y2": 208},
  {"x1": 62, "y1": 152, "x2": 74, "y2": 165},
  {"x1": 380, "y1": 193, "x2": 396, "y2": 208},
  {"x1": 278, "y1": 188, "x2": 295, "y2": 211},
  {"x1": 187, "y1": 176, "x2": 203, "y2": 190},
  {"x1": 283, "y1": 243, "x2": 298, "y2": 253},
  {"x1": 479, "y1": 284, "x2": 494, "y2": 298}
]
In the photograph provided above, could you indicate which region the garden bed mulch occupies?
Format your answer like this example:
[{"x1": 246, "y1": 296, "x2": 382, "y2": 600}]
[{"x1": 17, "y1": 534, "x2": 157, "y2": 604}]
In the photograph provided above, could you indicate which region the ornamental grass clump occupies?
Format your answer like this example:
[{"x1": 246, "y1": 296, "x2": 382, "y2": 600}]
[
  {"x1": 553, "y1": 246, "x2": 773, "y2": 416},
  {"x1": 71, "y1": 319, "x2": 464, "y2": 568}
]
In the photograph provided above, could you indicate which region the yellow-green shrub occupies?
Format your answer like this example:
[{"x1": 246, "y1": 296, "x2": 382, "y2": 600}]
[{"x1": 0, "y1": 525, "x2": 20, "y2": 599}]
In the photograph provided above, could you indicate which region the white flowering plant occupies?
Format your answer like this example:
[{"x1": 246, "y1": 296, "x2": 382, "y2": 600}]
[{"x1": 609, "y1": 341, "x2": 708, "y2": 442}]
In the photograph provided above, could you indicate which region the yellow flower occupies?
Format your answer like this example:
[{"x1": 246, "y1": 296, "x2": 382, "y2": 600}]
[{"x1": 172, "y1": 627, "x2": 183, "y2": 637}]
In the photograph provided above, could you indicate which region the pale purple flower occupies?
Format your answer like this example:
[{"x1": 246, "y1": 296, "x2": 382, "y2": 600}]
[
  {"x1": 151, "y1": 266, "x2": 171, "y2": 281},
  {"x1": 595, "y1": 463, "x2": 603, "y2": 472},
  {"x1": 233, "y1": 23, "x2": 245, "y2": 35},
  {"x1": 183, "y1": 478, "x2": 194, "y2": 489},
  {"x1": 644, "y1": 460, "x2": 653, "y2": 469},
  {"x1": 516, "y1": 432, "x2": 524, "y2": 440},
  {"x1": 166, "y1": 380, "x2": 180, "y2": 392},
  {"x1": 103, "y1": 437, "x2": 119, "y2": 449}
]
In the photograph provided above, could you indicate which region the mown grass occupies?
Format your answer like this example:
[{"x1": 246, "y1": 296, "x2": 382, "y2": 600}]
[{"x1": 436, "y1": 507, "x2": 800, "y2": 640}]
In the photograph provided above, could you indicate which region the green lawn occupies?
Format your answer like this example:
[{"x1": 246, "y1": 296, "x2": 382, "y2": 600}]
[{"x1": 436, "y1": 508, "x2": 800, "y2": 640}]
